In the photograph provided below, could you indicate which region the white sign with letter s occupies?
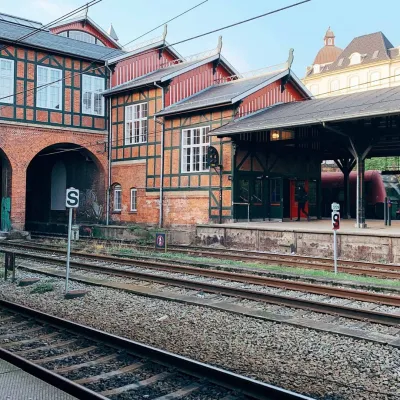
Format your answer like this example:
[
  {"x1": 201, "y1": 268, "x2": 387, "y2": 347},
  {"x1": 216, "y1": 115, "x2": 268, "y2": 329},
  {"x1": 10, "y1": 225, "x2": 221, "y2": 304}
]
[{"x1": 66, "y1": 188, "x2": 79, "y2": 208}]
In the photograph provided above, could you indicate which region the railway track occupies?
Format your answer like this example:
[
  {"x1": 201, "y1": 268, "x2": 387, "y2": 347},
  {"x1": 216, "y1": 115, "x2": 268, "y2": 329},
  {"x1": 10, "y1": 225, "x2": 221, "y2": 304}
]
[
  {"x1": 2, "y1": 244, "x2": 400, "y2": 326},
  {"x1": 29, "y1": 234, "x2": 400, "y2": 280},
  {"x1": 0, "y1": 299, "x2": 311, "y2": 400}
]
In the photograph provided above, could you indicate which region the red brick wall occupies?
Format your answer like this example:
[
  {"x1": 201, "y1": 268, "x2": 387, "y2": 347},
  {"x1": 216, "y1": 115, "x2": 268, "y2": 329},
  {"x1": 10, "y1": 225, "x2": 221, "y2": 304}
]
[{"x1": 0, "y1": 122, "x2": 108, "y2": 230}]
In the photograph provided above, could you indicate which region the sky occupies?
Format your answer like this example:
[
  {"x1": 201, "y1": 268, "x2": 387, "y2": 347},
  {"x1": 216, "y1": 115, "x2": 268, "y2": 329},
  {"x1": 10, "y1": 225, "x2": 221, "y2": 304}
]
[{"x1": 2, "y1": 0, "x2": 400, "y2": 77}]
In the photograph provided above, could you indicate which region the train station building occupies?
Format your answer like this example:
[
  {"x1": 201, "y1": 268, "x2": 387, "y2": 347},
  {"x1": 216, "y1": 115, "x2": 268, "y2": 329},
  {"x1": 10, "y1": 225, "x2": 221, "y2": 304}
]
[{"x1": 2, "y1": 10, "x2": 400, "y2": 257}]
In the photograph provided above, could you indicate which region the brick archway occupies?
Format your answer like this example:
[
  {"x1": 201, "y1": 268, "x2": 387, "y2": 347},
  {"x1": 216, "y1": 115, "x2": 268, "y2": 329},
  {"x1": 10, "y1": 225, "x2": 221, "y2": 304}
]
[{"x1": 25, "y1": 143, "x2": 107, "y2": 232}]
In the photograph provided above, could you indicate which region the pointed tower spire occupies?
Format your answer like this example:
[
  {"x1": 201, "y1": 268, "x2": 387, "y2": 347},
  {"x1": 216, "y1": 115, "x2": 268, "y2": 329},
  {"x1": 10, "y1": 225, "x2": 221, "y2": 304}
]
[
  {"x1": 107, "y1": 24, "x2": 119, "y2": 41},
  {"x1": 324, "y1": 27, "x2": 335, "y2": 46}
]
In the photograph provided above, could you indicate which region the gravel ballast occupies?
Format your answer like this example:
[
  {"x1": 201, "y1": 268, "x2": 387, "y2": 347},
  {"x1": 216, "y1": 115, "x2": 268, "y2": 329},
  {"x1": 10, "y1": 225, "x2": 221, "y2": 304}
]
[{"x1": 1, "y1": 276, "x2": 399, "y2": 399}]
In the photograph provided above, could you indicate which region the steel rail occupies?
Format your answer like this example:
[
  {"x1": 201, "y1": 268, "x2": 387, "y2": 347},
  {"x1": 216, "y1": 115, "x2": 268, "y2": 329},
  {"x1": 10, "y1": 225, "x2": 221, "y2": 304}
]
[
  {"x1": 0, "y1": 299, "x2": 312, "y2": 400},
  {"x1": 22, "y1": 237, "x2": 400, "y2": 279},
  {"x1": 4, "y1": 246, "x2": 400, "y2": 307},
  {"x1": 7, "y1": 249, "x2": 400, "y2": 326}
]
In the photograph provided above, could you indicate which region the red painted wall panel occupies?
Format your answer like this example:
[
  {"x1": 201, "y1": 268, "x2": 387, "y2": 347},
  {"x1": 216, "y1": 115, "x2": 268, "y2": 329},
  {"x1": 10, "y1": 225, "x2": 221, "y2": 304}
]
[
  {"x1": 112, "y1": 49, "x2": 177, "y2": 87},
  {"x1": 165, "y1": 63, "x2": 231, "y2": 107},
  {"x1": 238, "y1": 80, "x2": 304, "y2": 117}
]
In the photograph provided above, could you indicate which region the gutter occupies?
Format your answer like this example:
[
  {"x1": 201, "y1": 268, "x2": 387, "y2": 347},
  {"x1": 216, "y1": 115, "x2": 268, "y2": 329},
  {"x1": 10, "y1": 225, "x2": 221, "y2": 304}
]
[{"x1": 154, "y1": 82, "x2": 165, "y2": 228}]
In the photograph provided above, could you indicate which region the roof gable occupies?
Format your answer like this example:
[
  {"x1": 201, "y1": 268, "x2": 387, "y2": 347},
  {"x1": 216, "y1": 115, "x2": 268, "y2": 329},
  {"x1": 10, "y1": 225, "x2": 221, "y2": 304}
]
[
  {"x1": 156, "y1": 69, "x2": 311, "y2": 116},
  {"x1": 0, "y1": 20, "x2": 125, "y2": 61}
]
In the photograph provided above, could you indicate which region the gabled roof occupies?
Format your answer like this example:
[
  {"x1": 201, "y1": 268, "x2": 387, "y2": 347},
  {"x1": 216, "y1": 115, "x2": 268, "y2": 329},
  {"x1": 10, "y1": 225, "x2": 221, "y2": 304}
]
[
  {"x1": 210, "y1": 86, "x2": 400, "y2": 137},
  {"x1": 0, "y1": 12, "x2": 43, "y2": 30},
  {"x1": 155, "y1": 69, "x2": 311, "y2": 117},
  {"x1": 50, "y1": 15, "x2": 122, "y2": 49},
  {"x1": 107, "y1": 39, "x2": 182, "y2": 65},
  {"x1": 307, "y1": 32, "x2": 394, "y2": 76},
  {"x1": 0, "y1": 20, "x2": 125, "y2": 61},
  {"x1": 102, "y1": 53, "x2": 237, "y2": 96}
]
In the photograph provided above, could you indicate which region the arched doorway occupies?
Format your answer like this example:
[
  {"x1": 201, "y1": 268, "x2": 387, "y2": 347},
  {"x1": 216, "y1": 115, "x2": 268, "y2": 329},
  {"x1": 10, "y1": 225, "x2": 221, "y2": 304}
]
[
  {"x1": 0, "y1": 149, "x2": 12, "y2": 232},
  {"x1": 25, "y1": 143, "x2": 105, "y2": 233}
]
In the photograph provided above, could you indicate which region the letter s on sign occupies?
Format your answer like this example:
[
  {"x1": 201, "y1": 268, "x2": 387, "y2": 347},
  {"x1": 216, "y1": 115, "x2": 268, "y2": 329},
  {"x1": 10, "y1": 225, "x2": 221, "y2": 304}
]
[{"x1": 66, "y1": 188, "x2": 79, "y2": 208}]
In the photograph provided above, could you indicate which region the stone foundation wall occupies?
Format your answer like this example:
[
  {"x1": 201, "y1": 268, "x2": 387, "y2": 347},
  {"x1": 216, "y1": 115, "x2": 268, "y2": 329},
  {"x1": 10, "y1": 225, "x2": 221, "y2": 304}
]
[{"x1": 195, "y1": 225, "x2": 400, "y2": 263}]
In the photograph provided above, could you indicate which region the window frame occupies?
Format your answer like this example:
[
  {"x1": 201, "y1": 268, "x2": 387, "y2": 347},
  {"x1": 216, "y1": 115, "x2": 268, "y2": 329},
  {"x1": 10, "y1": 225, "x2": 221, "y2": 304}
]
[
  {"x1": 113, "y1": 185, "x2": 122, "y2": 212},
  {"x1": 181, "y1": 126, "x2": 210, "y2": 173},
  {"x1": 349, "y1": 52, "x2": 362, "y2": 66},
  {"x1": 124, "y1": 102, "x2": 148, "y2": 145},
  {"x1": 130, "y1": 188, "x2": 137, "y2": 212},
  {"x1": 330, "y1": 79, "x2": 340, "y2": 92},
  {"x1": 370, "y1": 71, "x2": 381, "y2": 87},
  {"x1": 0, "y1": 58, "x2": 14, "y2": 104},
  {"x1": 36, "y1": 65, "x2": 63, "y2": 110},
  {"x1": 82, "y1": 74, "x2": 105, "y2": 116},
  {"x1": 348, "y1": 75, "x2": 360, "y2": 89}
]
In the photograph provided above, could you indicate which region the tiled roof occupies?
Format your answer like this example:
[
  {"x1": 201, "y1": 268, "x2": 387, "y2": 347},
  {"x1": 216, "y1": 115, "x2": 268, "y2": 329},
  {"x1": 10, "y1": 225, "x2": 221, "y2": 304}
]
[
  {"x1": 307, "y1": 32, "x2": 394, "y2": 77},
  {"x1": 103, "y1": 54, "x2": 222, "y2": 96},
  {"x1": 0, "y1": 20, "x2": 125, "y2": 61},
  {"x1": 211, "y1": 86, "x2": 400, "y2": 136},
  {"x1": 155, "y1": 70, "x2": 311, "y2": 116}
]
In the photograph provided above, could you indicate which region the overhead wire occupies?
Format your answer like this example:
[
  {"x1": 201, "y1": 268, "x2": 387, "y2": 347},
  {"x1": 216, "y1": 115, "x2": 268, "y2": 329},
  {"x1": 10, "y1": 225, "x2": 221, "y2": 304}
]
[{"x1": 0, "y1": 0, "x2": 311, "y2": 104}]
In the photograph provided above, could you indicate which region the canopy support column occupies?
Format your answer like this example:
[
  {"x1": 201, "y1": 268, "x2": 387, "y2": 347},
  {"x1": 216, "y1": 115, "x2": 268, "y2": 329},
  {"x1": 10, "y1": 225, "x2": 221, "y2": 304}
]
[{"x1": 335, "y1": 158, "x2": 356, "y2": 219}]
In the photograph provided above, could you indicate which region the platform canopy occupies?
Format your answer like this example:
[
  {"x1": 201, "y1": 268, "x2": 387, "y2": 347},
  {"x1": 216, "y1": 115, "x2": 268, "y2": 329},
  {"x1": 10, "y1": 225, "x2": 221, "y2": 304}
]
[{"x1": 211, "y1": 85, "x2": 400, "y2": 159}]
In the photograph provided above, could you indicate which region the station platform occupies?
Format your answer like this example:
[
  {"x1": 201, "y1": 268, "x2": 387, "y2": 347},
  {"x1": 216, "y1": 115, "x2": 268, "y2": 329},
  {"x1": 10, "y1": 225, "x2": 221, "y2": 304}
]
[
  {"x1": 0, "y1": 358, "x2": 77, "y2": 400},
  {"x1": 196, "y1": 219, "x2": 400, "y2": 263}
]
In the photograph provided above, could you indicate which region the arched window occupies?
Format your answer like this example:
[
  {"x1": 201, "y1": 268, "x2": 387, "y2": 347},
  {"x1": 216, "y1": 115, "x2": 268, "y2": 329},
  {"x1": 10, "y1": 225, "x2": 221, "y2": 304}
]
[
  {"x1": 349, "y1": 75, "x2": 359, "y2": 89},
  {"x1": 58, "y1": 30, "x2": 105, "y2": 46},
  {"x1": 394, "y1": 68, "x2": 400, "y2": 82},
  {"x1": 349, "y1": 53, "x2": 362, "y2": 65},
  {"x1": 310, "y1": 84, "x2": 319, "y2": 95},
  {"x1": 113, "y1": 184, "x2": 122, "y2": 211},
  {"x1": 50, "y1": 161, "x2": 66, "y2": 210},
  {"x1": 330, "y1": 80, "x2": 340, "y2": 92},
  {"x1": 130, "y1": 188, "x2": 137, "y2": 212},
  {"x1": 370, "y1": 71, "x2": 381, "y2": 86},
  {"x1": 328, "y1": 38, "x2": 333, "y2": 45}
]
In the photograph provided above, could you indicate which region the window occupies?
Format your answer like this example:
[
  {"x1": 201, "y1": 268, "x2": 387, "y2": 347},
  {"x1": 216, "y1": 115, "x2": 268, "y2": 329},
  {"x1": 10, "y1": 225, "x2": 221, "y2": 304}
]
[
  {"x1": 372, "y1": 50, "x2": 379, "y2": 59},
  {"x1": 113, "y1": 185, "x2": 122, "y2": 211},
  {"x1": 0, "y1": 59, "x2": 14, "y2": 104},
  {"x1": 130, "y1": 188, "x2": 137, "y2": 211},
  {"x1": 337, "y1": 58, "x2": 344, "y2": 67},
  {"x1": 370, "y1": 71, "x2": 381, "y2": 86},
  {"x1": 82, "y1": 75, "x2": 105, "y2": 116},
  {"x1": 310, "y1": 84, "x2": 319, "y2": 95},
  {"x1": 349, "y1": 75, "x2": 359, "y2": 89},
  {"x1": 395, "y1": 68, "x2": 400, "y2": 82},
  {"x1": 349, "y1": 53, "x2": 362, "y2": 65},
  {"x1": 270, "y1": 129, "x2": 294, "y2": 141},
  {"x1": 327, "y1": 38, "x2": 333, "y2": 45},
  {"x1": 182, "y1": 126, "x2": 210, "y2": 173},
  {"x1": 270, "y1": 179, "x2": 281, "y2": 204},
  {"x1": 330, "y1": 80, "x2": 340, "y2": 92},
  {"x1": 36, "y1": 66, "x2": 62, "y2": 110},
  {"x1": 125, "y1": 103, "x2": 148, "y2": 145},
  {"x1": 58, "y1": 30, "x2": 105, "y2": 46}
]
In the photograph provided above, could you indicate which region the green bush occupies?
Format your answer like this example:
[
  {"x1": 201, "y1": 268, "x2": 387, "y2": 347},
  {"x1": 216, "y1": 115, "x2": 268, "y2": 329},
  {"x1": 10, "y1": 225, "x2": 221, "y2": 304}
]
[{"x1": 31, "y1": 283, "x2": 54, "y2": 294}]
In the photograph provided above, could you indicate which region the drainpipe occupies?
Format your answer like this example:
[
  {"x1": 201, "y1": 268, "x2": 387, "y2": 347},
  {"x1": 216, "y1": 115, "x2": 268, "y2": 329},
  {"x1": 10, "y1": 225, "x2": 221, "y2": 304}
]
[
  {"x1": 105, "y1": 61, "x2": 113, "y2": 225},
  {"x1": 154, "y1": 82, "x2": 164, "y2": 228}
]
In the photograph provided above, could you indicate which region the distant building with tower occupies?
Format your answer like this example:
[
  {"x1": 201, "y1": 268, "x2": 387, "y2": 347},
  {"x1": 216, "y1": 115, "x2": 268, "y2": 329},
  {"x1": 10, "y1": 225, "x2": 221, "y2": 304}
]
[{"x1": 303, "y1": 28, "x2": 400, "y2": 97}]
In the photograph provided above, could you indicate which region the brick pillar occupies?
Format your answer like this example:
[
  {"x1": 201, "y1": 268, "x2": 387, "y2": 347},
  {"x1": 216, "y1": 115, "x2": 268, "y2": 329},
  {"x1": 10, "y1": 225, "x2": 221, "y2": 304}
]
[{"x1": 10, "y1": 166, "x2": 27, "y2": 231}]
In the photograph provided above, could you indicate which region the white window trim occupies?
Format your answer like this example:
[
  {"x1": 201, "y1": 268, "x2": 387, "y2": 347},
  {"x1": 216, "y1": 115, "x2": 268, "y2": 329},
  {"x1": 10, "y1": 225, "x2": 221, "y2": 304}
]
[
  {"x1": 349, "y1": 52, "x2": 362, "y2": 66},
  {"x1": 348, "y1": 75, "x2": 360, "y2": 89},
  {"x1": 82, "y1": 74, "x2": 105, "y2": 116},
  {"x1": 36, "y1": 65, "x2": 62, "y2": 110},
  {"x1": 330, "y1": 79, "x2": 340, "y2": 92},
  {"x1": 130, "y1": 188, "x2": 137, "y2": 212},
  {"x1": 124, "y1": 102, "x2": 148, "y2": 145},
  {"x1": 370, "y1": 71, "x2": 381, "y2": 87},
  {"x1": 181, "y1": 126, "x2": 210, "y2": 173},
  {"x1": 0, "y1": 58, "x2": 14, "y2": 104},
  {"x1": 113, "y1": 186, "x2": 122, "y2": 212}
]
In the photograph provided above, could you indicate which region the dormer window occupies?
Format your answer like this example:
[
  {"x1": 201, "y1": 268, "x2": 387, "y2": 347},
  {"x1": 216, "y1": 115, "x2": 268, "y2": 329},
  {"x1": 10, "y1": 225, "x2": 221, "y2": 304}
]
[
  {"x1": 372, "y1": 50, "x2": 379, "y2": 59},
  {"x1": 313, "y1": 64, "x2": 320, "y2": 74},
  {"x1": 349, "y1": 53, "x2": 362, "y2": 65}
]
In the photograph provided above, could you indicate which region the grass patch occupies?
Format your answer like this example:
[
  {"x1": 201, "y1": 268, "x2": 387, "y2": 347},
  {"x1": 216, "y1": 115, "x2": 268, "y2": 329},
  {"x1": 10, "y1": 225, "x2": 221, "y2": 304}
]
[
  {"x1": 111, "y1": 247, "x2": 400, "y2": 289},
  {"x1": 30, "y1": 282, "x2": 54, "y2": 294}
]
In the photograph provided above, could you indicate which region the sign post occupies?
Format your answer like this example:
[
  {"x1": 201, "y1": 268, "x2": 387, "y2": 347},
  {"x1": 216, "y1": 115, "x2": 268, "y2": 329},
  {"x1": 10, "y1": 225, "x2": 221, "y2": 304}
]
[
  {"x1": 65, "y1": 187, "x2": 79, "y2": 293},
  {"x1": 331, "y1": 202, "x2": 340, "y2": 274}
]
